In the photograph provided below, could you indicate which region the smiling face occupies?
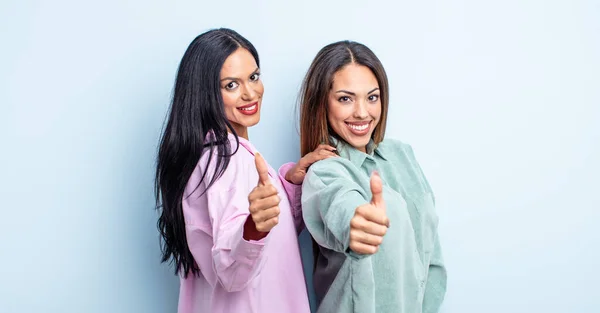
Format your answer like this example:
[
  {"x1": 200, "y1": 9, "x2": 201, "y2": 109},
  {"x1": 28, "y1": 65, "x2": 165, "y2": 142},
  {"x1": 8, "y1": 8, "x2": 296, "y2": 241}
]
[
  {"x1": 220, "y1": 48, "x2": 264, "y2": 139},
  {"x1": 327, "y1": 63, "x2": 382, "y2": 153}
]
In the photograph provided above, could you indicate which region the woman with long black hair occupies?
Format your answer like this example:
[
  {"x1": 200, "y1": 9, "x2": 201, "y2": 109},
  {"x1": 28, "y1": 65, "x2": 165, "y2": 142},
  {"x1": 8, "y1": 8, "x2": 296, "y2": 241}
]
[{"x1": 155, "y1": 28, "x2": 335, "y2": 313}]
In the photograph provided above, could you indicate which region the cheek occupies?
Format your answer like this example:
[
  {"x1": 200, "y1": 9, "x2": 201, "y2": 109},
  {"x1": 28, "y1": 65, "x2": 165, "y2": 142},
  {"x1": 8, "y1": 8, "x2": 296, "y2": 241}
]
[
  {"x1": 327, "y1": 101, "x2": 345, "y2": 124},
  {"x1": 255, "y1": 81, "x2": 264, "y2": 97},
  {"x1": 326, "y1": 113, "x2": 337, "y2": 132},
  {"x1": 326, "y1": 103, "x2": 337, "y2": 128},
  {"x1": 327, "y1": 103, "x2": 349, "y2": 136},
  {"x1": 221, "y1": 90, "x2": 239, "y2": 109},
  {"x1": 372, "y1": 102, "x2": 382, "y2": 120}
]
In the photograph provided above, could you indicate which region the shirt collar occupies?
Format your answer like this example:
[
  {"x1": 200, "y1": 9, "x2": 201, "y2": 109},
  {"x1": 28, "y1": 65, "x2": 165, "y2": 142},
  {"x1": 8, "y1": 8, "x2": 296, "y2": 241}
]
[
  {"x1": 227, "y1": 132, "x2": 256, "y2": 155},
  {"x1": 226, "y1": 132, "x2": 278, "y2": 179},
  {"x1": 329, "y1": 136, "x2": 387, "y2": 168}
]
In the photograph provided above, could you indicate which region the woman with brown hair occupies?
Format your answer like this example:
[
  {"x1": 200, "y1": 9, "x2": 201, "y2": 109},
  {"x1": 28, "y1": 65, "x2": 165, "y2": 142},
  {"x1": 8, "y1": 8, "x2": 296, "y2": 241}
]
[{"x1": 299, "y1": 41, "x2": 447, "y2": 313}]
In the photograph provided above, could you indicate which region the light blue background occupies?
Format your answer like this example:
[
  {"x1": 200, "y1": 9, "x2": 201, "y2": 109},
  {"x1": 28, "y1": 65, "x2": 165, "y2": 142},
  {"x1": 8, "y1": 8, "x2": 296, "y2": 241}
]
[{"x1": 1, "y1": 0, "x2": 599, "y2": 312}]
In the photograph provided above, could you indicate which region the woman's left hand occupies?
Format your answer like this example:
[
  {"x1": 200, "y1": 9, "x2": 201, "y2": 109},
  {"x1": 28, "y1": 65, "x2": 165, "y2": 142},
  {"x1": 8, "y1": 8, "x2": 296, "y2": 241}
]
[{"x1": 285, "y1": 144, "x2": 337, "y2": 185}]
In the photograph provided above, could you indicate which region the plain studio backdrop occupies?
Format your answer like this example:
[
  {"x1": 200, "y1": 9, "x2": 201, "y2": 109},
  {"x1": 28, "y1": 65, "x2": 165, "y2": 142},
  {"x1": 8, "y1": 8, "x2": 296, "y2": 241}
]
[{"x1": 1, "y1": 0, "x2": 598, "y2": 312}]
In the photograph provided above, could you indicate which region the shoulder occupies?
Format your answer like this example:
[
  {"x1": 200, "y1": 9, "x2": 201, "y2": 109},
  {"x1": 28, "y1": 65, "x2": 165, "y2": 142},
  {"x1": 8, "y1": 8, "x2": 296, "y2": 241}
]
[
  {"x1": 378, "y1": 137, "x2": 423, "y2": 164},
  {"x1": 188, "y1": 136, "x2": 254, "y2": 195},
  {"x1": 381, "y1": 137, "x2": 435, "y2": 195},
  {"x1": 307, "y1": 155, "x2": 359, "y2": 181},
  {"x1": 378, "y1": 137, "x2": 414, "y2": 155},
  {"x1": 304, "y1": 154, "x2": 372, "y2": 194}
]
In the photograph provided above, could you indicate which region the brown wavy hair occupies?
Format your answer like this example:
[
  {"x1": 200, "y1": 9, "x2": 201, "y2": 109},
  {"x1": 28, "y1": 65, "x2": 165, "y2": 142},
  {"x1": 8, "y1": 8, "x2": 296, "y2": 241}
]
[{"x1": 299, "y1": 41, "x2": 389, "y2": 157}]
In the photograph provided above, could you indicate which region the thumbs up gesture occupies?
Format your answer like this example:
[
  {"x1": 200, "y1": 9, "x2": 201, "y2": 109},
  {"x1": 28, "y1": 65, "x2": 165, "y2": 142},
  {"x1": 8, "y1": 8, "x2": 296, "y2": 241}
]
[
  {"x1": 247, "y1": 153, "x2": 281, "y2": 233},
  {"x1": 349, "y1": 172, "x2": 389, "y2": 255}
]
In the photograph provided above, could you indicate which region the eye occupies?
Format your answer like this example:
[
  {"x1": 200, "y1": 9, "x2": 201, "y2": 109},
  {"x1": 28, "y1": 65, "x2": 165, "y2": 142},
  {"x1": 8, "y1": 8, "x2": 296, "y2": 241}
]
[
  {"x1": 338, "y1": 96, "x2": 351, "y2": 103},
  {"x1": 250, "y1": 72, "x2": 261, "y2": 82},
  {"x1": 368, "y1": 94, "x2": 380, "y2": 102},
  {"x1": 224, "y1": 81, "x2": 239, "y2": 90}
]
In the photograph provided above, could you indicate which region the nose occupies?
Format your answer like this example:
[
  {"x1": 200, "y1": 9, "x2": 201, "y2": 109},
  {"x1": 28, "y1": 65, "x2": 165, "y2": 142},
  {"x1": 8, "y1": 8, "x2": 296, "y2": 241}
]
[
  {"x1": 353, "y1": 99, "x2": 369, "y2": 119},
  {"x1": 241, "y1": 82, "x2": 258, "y2": 101}
]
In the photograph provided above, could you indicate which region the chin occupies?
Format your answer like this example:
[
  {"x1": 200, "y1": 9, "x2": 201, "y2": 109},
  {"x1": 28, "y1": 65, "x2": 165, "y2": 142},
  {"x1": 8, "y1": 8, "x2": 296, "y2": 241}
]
[
  {"x1": 346, "y1": 135, "x2": 372, "y2": 150},
  {"x1": 342, "y1": 138, "x2": 365, "y2": 148},
  {"x1": 242, "y1": 116, "x2": 260, "y2": 128}
]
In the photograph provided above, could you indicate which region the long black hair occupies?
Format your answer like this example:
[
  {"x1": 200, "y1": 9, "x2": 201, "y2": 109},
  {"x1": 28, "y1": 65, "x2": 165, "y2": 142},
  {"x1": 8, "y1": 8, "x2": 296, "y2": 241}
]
[{"x1": 155, "y1": 28, "x2": 260, "y2": 277}]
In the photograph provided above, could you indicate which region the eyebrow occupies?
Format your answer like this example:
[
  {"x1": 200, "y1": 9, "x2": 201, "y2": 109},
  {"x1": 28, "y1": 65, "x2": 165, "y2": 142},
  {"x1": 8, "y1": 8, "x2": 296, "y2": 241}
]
[
  {"x1": 335, "y1": 87, "x2": 379, "y2": 95},
  {"x1": 220, "y1": 67, "x2": 260, "y2": 82}
]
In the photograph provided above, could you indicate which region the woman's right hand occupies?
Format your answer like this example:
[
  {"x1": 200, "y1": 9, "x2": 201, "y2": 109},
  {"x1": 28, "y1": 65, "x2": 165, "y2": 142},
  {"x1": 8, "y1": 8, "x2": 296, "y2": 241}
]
[
  {"x1": 246, "y1": 153, "x2": 281, "y2": 238},
  {"x1": 349, "y1": 172, "x2": 389, "y2": 254},
  {"x1": 285, "y1": 144, "x2": 337, "y2": 185}
]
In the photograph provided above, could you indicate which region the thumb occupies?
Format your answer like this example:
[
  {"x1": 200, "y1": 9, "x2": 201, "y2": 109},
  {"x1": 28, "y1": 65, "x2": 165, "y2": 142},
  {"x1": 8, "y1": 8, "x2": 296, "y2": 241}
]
[
  {"x1": 255, "y1": 153, "x2": 270, "y2": 186},
  {"x1": 370, "y1": 171, "x2": 384, "y2": 209}
]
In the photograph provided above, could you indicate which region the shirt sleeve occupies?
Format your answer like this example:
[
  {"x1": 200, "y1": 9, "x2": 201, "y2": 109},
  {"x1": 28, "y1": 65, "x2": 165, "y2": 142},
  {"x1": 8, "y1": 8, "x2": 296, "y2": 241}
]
[
  {"x1": 183, "y1": 152, "x2": 270, "y2": 292},
  {"x1": 403, "y1": 142, "x2": 447, "y2": 311},
  {"x1": 422, "y1": 234, "x2": 447, "y2": 313},
  {"x1": 278, "y1": 162, "x2": 304, "y2": 233},
  {"x1": 301, "y1": 160, "x2": 372, "y2": 259}
]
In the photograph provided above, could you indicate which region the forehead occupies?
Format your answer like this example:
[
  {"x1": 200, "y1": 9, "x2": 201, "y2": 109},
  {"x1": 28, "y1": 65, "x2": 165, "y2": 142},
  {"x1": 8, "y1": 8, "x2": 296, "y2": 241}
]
[
  {"x1": 220, "y1": 48, "x2": 257, "y2": 77},
  {"x1": 331, "y1": 64, "x2": 378, "y2": 91}
]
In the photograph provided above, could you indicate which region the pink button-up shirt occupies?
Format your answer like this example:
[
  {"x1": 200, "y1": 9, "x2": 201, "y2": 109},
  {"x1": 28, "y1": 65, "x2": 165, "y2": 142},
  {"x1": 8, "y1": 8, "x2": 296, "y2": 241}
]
[{"x1": 178, "y1": 133, "x2": 310, "y2": 313}]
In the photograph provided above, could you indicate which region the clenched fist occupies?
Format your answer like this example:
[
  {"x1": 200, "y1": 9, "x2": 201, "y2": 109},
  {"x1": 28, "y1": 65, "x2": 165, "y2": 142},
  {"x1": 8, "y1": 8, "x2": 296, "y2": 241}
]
[
  {"x1": 246, "y1": 153, "x2": 281, "y2": 237},
  {"x1": 349, "y1": 172, "x2": 389, "y2": 255}
]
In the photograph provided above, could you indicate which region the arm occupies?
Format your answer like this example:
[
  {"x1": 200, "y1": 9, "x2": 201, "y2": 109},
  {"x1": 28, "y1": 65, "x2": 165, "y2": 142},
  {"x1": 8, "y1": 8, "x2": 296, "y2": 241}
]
[
  {"x1": 182, "y1": 152, "x2": 277, "y2": 292},
  {"x1": 278, "y1": 145, "x2": 338, "y2": 234},
  {"x1": 301, "y1": 161, "x2": 374, "y2": 259},
  {"x1": 185, "y1": 187, "x2": 270, "y2": 292},
  {"x1": 278, "y1": 162, "x2": 303, "y2": 232},
  {"x1": 422, "y1": 234, "x2": 447, "y2": 313}
]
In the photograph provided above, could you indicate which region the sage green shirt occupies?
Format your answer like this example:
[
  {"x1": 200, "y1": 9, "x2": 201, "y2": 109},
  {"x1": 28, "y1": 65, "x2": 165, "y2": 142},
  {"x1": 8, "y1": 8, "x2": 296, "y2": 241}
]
[{"x1": 302, "y1": 138, "x2": 447, "y2": 313}]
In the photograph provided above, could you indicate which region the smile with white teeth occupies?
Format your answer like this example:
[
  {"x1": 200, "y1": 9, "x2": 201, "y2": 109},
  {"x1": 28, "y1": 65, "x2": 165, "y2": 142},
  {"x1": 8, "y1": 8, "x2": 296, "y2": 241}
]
[
  {"x1": 345, "y1": 121, "x2": 371, "y2": 134},
  {"x1": 347, "y1": 123, "x2": 369, "y2": 131},
  {"x1": 239, "y1": 104, "x2": 256, "y2": 111}
]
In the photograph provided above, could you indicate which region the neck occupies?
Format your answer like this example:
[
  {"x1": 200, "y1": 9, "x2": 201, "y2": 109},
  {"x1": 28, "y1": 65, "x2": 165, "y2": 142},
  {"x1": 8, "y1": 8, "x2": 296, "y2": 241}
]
[{"x1": 229, "y1": 123, "x2": 248, "y2": 140}]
